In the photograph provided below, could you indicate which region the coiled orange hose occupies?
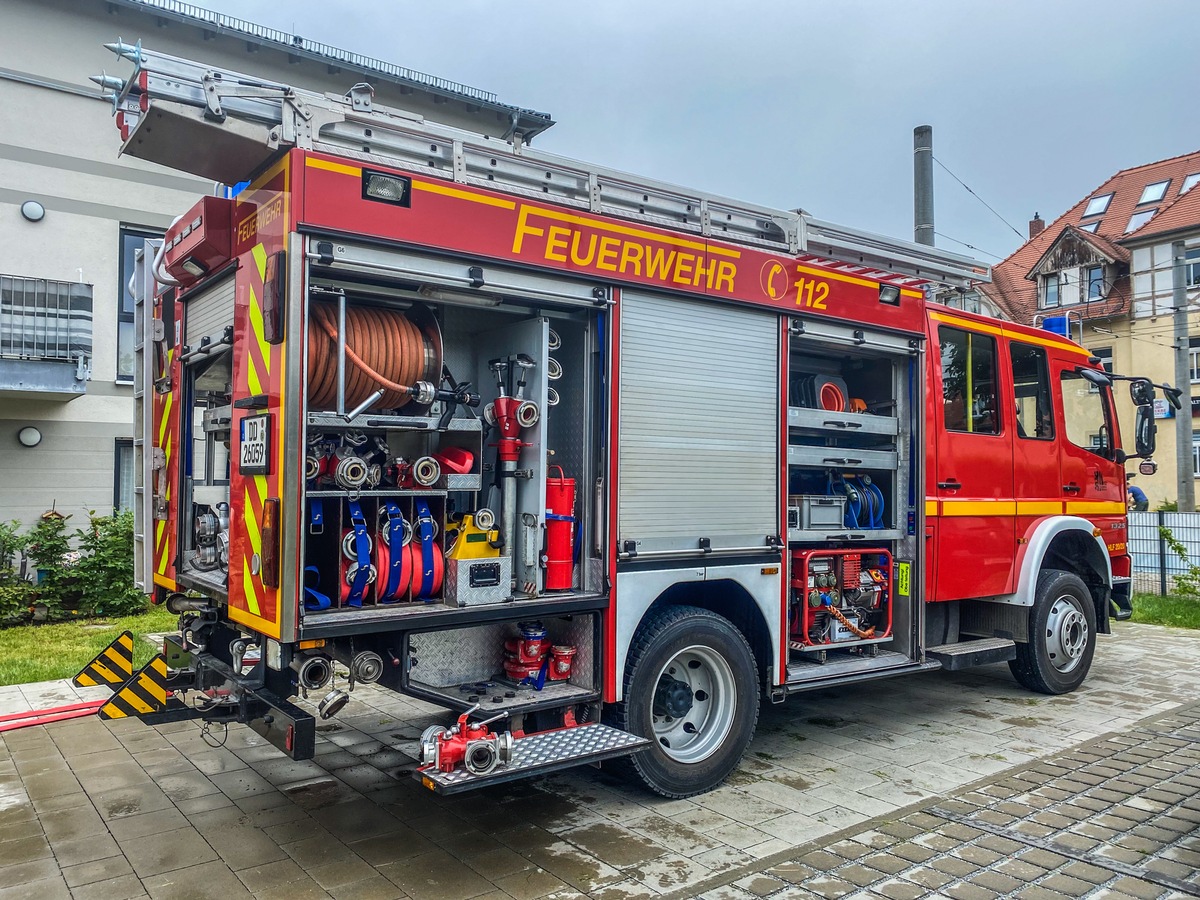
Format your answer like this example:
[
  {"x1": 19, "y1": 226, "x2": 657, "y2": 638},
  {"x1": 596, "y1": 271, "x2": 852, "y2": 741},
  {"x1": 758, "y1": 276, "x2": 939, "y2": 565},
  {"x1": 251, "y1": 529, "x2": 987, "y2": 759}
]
[{"x1": 308, "y1": 303, "x2": 431, "y2": 410}]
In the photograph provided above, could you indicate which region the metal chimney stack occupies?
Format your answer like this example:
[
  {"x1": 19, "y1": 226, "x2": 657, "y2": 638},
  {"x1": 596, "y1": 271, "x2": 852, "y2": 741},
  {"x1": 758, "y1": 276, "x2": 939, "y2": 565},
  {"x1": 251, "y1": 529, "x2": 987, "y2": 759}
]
[{"x1": 914, "y1": 126, "x2": 934, "y2": 246}]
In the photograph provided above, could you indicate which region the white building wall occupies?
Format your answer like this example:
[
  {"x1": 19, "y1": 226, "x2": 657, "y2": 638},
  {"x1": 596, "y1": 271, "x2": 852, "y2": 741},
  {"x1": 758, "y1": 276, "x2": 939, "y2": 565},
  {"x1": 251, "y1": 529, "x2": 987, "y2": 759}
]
[{"x1": 0, "y1": 0, "x2": 534, "y2": 529}]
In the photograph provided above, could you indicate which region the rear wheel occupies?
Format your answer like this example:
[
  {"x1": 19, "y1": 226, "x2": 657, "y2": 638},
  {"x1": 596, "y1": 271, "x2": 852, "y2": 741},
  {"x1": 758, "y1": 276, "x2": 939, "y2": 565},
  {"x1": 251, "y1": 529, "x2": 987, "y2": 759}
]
[
  {"x1": 1009, "y1": 569, "x2": 1096, "y2": 695},
  {"x1": 612, "y1": 605, "x2": 759, "y2": 798}
]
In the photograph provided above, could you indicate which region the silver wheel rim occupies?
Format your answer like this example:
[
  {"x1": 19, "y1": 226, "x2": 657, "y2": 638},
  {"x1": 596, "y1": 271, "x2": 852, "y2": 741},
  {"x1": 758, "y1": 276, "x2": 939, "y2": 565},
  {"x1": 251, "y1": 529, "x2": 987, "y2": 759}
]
[
  {"x1": 651, "y1": 645, "x2": 736, "y2": 764},
  {"x1": 1045, "y1": 594, "x2": 1089, "y2": 674}
]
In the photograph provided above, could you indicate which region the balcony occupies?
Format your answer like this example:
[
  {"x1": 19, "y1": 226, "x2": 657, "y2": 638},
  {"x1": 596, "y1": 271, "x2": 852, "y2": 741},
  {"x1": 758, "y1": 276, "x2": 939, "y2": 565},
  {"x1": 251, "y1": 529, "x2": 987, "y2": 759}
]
[{"x1": 0, "y1": 275, "x2": 92, "y2": 400}]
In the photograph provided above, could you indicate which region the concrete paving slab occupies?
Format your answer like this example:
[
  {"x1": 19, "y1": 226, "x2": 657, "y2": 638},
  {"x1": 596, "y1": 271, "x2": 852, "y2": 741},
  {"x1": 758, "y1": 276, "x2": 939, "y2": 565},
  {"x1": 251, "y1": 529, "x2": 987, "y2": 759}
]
[{"x1": 0, "y1": 622, "x2": 1197, "y2": 898}]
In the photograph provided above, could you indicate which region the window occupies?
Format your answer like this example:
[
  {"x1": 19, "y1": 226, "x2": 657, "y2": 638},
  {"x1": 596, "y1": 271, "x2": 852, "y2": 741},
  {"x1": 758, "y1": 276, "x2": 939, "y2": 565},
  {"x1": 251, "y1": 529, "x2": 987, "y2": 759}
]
[
  {"x1": 1138, "y1": 180, "x2": 1170, "y2": 205},
  {"x1": 1060, "y1": 371, "x2": 1110, "y2": 456},
  {"x1": 117, "y1": 226, "x2": 162, "y2": 381},
  {"x1": 1086, "y1": 265, "x2": 1105, "y2": 300},
  {"x1": 1189, "y1": 337, "x2": 1200, "y2": 383},
  {"x1": 114, "y1": 439, "x2": 134, "y2": 512},
  {"x1": 1043, "y1": 273, "x2": 1060, "y2": 308},
  {"x1": 1194, "y1": 433, "x2": 1200, "y2": 479},
  {"x1": 1083, "y1": 193, "x2": 1113, "y2": 217},
  {"x1": 1183, "y1": 173, "x2": 1200, "y2": 195},
  {"x1": 1011, "y1": 342, "x2": 1053, "y2": 440},
  {"x1": 1187, "y1": 247, "x2": 1200, "y2": 288},
  {"x1": 1126, "y1": 209, "x2": 1156, "y2": 233},
  {"x1": 1079, "y1": 221, "x2": 1100, "y2": 233},
  {"x1": 940, "y1": 327, "x2": 1000, "y2": 435}
]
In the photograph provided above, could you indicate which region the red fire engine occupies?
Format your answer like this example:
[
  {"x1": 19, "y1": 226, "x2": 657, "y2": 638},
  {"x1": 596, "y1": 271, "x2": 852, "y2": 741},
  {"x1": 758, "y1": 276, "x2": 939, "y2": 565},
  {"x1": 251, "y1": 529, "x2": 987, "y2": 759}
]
[{"x1": 85, "y1": 43, "x2": 1179, "y2": 797}]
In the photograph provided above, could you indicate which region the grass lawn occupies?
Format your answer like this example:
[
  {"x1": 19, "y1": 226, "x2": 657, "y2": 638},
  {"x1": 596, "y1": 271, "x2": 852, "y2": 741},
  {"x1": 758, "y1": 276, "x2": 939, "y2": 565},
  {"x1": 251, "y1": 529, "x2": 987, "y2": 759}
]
[
  {"x1": 0, "y1": 604, "x2": 177, "y2": 687},
  {"x1": 1131, "y1": 592, "x2": 1200, "y2": 630}
]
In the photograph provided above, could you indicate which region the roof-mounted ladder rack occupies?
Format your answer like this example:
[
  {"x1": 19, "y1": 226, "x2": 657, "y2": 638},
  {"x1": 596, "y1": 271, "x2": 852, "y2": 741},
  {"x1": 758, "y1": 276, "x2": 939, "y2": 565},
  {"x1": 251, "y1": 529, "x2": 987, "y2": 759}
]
[{"x1": 100, "y1": 41, "x2": 990, "y2": 288}]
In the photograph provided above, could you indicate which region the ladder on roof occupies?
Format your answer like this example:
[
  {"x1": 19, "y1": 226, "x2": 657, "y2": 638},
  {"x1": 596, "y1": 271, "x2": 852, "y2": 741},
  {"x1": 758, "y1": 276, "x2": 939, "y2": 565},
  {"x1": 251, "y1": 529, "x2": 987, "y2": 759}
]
[{"x1": 99, "y1": 41, "x2": 990, "y2": 288}]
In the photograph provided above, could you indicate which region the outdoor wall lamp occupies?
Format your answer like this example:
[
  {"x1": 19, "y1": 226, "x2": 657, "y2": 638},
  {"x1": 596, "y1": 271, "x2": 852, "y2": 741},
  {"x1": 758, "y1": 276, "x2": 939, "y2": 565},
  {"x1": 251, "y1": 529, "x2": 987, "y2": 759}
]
[
  {"x1": 20, "y1": 200, "x2": 45, "y2": 222},
  {"x1": 17, "y1": 426, "x2": 42, "y2": 448}
]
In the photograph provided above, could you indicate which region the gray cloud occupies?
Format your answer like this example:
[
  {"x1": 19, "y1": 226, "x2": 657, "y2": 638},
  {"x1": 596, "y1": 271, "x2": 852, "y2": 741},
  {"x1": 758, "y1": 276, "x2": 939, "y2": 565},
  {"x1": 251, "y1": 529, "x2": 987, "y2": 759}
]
[{"x1": 196, "y1": 0, "x2": 1200, "y2": 264}]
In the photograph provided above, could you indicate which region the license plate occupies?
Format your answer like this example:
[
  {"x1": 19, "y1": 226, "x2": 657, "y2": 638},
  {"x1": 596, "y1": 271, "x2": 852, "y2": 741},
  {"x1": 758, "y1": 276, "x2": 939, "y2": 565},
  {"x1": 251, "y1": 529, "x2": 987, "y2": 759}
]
[{"x1": 239, "y1": 414, "x2": 270, "y2": 475}]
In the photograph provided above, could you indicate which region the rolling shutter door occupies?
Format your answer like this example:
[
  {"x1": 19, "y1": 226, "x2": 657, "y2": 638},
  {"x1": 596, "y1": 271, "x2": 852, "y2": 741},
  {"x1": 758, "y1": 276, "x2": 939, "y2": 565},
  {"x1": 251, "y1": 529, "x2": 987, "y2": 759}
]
[
  {"x1": 183, "y1": 274, "x2": 236, "y2": 347},
  {"x1": 618, "y1": 291, "x2": 779, "y2": 554}
]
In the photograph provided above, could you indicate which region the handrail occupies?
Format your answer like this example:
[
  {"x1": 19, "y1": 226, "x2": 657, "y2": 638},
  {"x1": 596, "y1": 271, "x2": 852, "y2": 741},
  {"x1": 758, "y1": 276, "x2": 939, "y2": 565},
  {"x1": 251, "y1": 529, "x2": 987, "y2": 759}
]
[{"x1": 111, "y1": 0, "x2": 507, "y2": 107}]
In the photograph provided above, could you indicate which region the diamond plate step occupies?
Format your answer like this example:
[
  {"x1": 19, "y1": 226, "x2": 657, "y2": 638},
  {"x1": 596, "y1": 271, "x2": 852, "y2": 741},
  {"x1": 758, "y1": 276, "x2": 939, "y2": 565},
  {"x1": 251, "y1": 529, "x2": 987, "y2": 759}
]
[
  {"x1": 414, "y1": 723, "x2": 650, "y2": 795},
  {"x1": 926, "y1": 636, "x2": 1016, "y2": 671}
]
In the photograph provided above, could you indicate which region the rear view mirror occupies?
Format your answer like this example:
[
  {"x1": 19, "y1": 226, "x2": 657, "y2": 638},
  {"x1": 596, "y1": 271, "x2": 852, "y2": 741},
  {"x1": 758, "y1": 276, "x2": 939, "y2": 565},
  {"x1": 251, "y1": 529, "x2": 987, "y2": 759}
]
[
  {"x1": 1134, "y1": 404, "x2": 1156, "y2": 458},
  {"x1": 1077, "y1": 367, "x2": 1112, "y2": 388},
  {"x1": 1129, "y1": 378, "x2": 1154, "y2": 407}
]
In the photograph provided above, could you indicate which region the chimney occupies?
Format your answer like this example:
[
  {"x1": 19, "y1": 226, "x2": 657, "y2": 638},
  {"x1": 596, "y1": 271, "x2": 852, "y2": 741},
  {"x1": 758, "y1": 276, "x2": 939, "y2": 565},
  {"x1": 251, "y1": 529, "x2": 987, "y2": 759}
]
[{"x1": 1029, "y1": 212, "x2": 1045, "y2": 239}]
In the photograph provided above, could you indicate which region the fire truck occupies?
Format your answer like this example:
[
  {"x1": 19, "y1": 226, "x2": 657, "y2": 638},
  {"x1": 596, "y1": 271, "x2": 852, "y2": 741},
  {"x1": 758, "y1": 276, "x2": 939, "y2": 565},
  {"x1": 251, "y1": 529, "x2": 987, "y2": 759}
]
[{"x1": 85, "y1": 42, "x2": 1179, "y2": 798}]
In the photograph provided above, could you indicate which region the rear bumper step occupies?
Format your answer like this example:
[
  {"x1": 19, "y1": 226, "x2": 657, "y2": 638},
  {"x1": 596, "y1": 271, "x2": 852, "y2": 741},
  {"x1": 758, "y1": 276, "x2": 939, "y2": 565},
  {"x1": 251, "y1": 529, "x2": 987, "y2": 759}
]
[
  {"x1": 927, "y1": 637, "x2": 1016, "y2": 671},
  {"x1": 416, "y1": 723, "x2": 649, "y2": 795}
]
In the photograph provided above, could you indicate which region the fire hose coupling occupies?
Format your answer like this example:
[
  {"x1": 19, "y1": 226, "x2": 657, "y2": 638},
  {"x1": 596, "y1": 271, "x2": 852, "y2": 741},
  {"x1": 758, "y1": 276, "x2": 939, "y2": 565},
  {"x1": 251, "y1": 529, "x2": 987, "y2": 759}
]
[
  {"x1": 291, "y1": 653, "x2": 333, "y2": 691},
  {"x1": 420, "y1": 704, "x2": 514, "y2": 776},
  {"x1": 412, "y1": 456, "x2": 441, "y2": 487},
  {"x1": 350, "y1": 650, "x2": 384, "y2": 684},
  {"x1": 334, "y1": 455, "x2": 370, "y2": 490},
  {"x1": 515, "y1": 400, "x2": 540, "y2": 429}
]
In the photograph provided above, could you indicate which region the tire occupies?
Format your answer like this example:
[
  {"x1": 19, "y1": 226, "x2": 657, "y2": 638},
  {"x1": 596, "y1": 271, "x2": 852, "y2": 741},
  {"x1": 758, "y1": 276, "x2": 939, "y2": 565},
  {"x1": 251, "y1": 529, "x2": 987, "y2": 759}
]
[
  {"x1": 611, "y1": 605, "x2": 759, "y2": 798},
  {"x1": 1009, "y1": 569, "x2": 1097, "y2": 695}
]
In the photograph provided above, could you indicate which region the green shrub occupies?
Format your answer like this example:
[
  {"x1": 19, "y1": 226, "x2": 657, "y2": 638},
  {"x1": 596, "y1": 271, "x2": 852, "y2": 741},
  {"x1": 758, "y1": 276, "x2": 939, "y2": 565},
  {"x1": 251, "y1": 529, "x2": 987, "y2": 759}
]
[
  {"x1": 24, "y1": 514, "x2": 78, "y2": 619},
  {"x1": 0, "y1": 519, "x2": 25, "y2": 585},
  {"x1": 1159, "y1": 525, "x2": 1200, "y2": 598},
  {"x1": 73, "y1": 510, "x2": 144, "y2": 617}
]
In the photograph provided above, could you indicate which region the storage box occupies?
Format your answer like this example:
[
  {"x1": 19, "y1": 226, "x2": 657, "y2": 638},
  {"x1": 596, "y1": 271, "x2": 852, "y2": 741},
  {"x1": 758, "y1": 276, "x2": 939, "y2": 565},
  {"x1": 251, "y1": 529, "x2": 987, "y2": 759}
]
[
  {"x1": 788, "y1": 495, "x2": 846, "y2": 531},
  {"x1": 444, "y1": 556, "x2": 511, "y2": 607}
]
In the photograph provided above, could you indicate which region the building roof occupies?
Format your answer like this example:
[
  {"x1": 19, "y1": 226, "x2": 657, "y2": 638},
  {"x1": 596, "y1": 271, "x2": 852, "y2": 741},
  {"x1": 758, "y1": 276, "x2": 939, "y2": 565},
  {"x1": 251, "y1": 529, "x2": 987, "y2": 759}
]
[
  {"x1": 108, "y1": 0, "x2": 555, "y2": 141},
  {"x1": 984, "y1": 148, "x2": 1200, "y2": 324}
]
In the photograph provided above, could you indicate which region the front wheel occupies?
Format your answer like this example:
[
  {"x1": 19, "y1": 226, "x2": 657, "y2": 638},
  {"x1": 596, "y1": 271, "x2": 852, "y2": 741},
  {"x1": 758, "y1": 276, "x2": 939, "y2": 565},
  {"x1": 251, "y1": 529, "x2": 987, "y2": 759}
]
[
  {"x1": 1009, "y1": 569, "x2": 1096, "y2": 695},
  {"x1": 612, "y1": 605, "x2": 759, "y2": 798}
]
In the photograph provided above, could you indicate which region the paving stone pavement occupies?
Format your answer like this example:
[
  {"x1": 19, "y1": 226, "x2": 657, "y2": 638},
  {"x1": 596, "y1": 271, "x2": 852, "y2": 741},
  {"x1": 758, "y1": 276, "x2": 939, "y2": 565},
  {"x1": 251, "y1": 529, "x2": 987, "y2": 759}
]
[{"x1": 0, "y1": 621, "x2": 1196, "y2": 900}]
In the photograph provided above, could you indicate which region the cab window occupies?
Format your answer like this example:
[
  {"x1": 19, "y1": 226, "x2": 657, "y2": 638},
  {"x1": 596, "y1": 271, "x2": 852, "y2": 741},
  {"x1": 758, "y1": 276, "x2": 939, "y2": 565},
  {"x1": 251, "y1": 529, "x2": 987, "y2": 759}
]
[
  {"x1": 939, "y1": 326, "x2": 999, "y2": 434},
  {"x1": 1011, "y1": 342, "x2": 1053, "y2": 440},
  {"x1": 1060, "y1": 371, "x2": 1110, "y2": 456}
]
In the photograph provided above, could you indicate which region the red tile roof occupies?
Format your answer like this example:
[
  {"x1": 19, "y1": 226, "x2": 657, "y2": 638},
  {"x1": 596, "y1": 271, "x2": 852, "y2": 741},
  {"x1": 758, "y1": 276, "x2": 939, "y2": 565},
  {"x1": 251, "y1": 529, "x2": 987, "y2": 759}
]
[{"x1": 983, "y1": 149, "x2": 1200, "y2": 324}]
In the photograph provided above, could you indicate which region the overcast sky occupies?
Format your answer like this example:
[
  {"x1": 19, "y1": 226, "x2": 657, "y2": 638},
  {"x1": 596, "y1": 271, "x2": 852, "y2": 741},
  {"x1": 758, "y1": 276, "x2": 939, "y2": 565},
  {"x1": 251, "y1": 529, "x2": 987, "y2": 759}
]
[{"x1": 194, "y1": 0, "x2": 1199, "y2": 267}]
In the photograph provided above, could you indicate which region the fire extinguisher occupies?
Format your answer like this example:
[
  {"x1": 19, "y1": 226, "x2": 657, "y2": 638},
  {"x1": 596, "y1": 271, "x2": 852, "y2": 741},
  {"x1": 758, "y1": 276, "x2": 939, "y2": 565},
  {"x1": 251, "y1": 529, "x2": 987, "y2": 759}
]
[{"x1": 544, "y1": 466, "x2": 575, "y2": 591}]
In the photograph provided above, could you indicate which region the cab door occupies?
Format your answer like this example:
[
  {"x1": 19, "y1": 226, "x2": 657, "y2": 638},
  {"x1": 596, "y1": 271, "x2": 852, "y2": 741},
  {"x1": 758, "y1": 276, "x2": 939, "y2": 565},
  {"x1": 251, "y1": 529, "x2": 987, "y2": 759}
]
[
  {"x1": 1055, "y1": 362, "x2": 1123, "y2": 521},
  {"x1": 1010, "y1": 341, "x2": 1062, "y2": 531},
  {"x1": 933, "y1": 325, "x2": 1016, "y2": 601}
]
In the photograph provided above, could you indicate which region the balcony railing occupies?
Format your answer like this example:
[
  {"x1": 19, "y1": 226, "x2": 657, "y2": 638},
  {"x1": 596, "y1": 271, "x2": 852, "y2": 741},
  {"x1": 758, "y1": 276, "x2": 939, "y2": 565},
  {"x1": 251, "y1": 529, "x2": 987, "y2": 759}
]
[{"x1": 0, "y1": 275, "x2": 93, "y2": 363}]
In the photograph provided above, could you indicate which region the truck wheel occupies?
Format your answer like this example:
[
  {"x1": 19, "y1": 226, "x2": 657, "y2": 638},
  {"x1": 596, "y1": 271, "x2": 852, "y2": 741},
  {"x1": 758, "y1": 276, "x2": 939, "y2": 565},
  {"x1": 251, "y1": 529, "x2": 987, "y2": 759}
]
[
  {"x1": 1009, "y1": 569, "x2": 1096, "y2": 695},
  {"x1": 612, "y1": 605, "x2": 759, "y2": 798}
]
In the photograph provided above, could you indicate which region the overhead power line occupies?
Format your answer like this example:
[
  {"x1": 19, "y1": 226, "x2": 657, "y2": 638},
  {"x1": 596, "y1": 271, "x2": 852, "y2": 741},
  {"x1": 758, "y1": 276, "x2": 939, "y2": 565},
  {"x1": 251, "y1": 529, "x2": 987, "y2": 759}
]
[
  {"x1": 933, "y1": 232, "x2": 1003, "y2": 260},
  {"x1": 933, "y1": 156, "x2": 1025, "y2": 241}
]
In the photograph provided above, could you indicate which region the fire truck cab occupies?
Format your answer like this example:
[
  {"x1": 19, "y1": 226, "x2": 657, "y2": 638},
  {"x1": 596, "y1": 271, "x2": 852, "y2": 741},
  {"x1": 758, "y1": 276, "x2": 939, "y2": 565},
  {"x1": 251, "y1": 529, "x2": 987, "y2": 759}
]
[{"x1": 97, "y1": 44, "x2": 1176, "y2": 798}]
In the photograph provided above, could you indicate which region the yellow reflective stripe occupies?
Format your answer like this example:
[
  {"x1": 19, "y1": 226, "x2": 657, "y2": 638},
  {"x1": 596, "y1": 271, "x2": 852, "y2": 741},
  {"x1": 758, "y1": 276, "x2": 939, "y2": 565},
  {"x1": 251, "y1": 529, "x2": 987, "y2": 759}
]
[
  {"x1": 1066, "y1": 501, "x2": 1126, "y2": 515},
  {"x1": 929, "y1": 311, "x2": 1091, "y2": 357},
  {"x1": 794, "y1": 264, "x2": 923, "y2": 298},
  {"x1": 925, "y1": 500, "x2": 939, "y2": 518},
  {"x1": 1016, "y1": 501, "x2": 1063, "y2": 515},
  {"x1": 940, "y1": 500, "x2": 1018, "y2": 516},
  {"x1": 306, "y1": 157, "x2": 361, "y2": 177},
  {"x1": 413, "y1": 179, "x2": 517, "y2": 210},
  {"x1": 152, "y1": 573, "x2": 177, "y2": 590}
]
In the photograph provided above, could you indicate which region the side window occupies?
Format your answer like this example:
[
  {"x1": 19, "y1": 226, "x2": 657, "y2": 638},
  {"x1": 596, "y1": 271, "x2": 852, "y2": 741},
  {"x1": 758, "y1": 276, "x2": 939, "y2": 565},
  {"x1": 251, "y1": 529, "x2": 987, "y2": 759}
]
[
  {"x1": 1011, "y1": 342, "x2": 1054, "y2": 440},
  {"x1": 939, "y1": 326, "x2": 999, "y2": 434},
  {"x1": 1060, "y1": 371, "x2": 1110, "y2": 456}
]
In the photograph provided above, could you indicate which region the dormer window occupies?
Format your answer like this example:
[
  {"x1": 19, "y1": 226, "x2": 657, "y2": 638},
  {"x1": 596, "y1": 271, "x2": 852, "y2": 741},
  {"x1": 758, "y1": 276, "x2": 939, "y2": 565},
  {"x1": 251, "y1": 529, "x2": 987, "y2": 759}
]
[{"x1": 1042, "y1": 273, "x2": 1060, "y2": 308}]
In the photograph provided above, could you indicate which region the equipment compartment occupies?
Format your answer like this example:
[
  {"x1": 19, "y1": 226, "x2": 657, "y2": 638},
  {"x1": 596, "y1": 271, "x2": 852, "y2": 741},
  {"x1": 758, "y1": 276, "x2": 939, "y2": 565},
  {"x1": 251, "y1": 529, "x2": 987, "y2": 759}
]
[
  {"x1": 296, "y1": 254, "x2": 603, "y2": 625},
  {"x1": 406, "y1": 614, "x2": 597, "y2": 715}
]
